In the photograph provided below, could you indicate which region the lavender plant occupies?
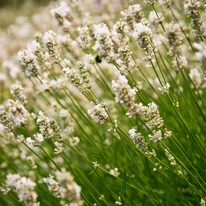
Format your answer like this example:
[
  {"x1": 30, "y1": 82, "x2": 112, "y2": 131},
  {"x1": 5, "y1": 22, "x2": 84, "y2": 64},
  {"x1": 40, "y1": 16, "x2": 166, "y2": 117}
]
[{"x1": 0, "y1": 0, "x2": 206, "y2": 205}]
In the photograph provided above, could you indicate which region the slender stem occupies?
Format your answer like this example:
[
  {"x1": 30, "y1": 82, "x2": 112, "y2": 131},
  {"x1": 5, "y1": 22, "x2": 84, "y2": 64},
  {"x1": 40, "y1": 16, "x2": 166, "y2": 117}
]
[
  {"x1": 151, "y1": 4, "x2": 165, "y2": 32},
  {"x1": 117, "y1": 127, "x2": 163, "y2": 205},
  {"x1": 161, "y1": 142, "x2": 206, "y2": 194},
  {"x1": 39, "y1": 145, "x2": 61, "y2": 171},
  {"x1": 168, "y1": 5, "x2": 195, "y2": 53},
  {"x1": 180, "y1": 70, "x2": 206, "y2": 123}
]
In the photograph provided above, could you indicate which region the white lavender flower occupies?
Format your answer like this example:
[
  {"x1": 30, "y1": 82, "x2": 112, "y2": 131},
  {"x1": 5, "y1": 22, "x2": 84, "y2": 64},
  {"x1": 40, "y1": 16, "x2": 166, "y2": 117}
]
[
  {"x1": 55, "y1": 169, "x2": 83, "y2": 205},
  {"x1": 10, "y1": 84, "x2": 27, "y2": 104},
  {"x1": 189, "y1": 68, "x2": 202, "y2": 87},
  {"x1": 144, "y1": 0, "x2": 157, "y2": 5},
  {"x1": 69, "y1": 136, "x2": 80, "y2": 146},
  {"x1": 43, "y1": 169, "x2": 83, "y2": 205},
  {"x1": 6, "y1": 100, "x2": 29, "y2": 127},
  {"x1": 201, "y1": 199, "x2": 206, "y2": 206},
  {"x1": 88, "y1": 104, "x2": 108, "y2": 124},
  {"x1": 26, "y1": 133, "x2": 44, "y2": 147},
  {"x1": 93, "y1": 23, "x2": 115, "y2": 61},
  {"x1": 33, "y1": 133, "x2": 44, "y2": 144},
  {"x1": 27, "y1": 156, "x2": 37, "y2": 169},
  {"x1": 43, "y1": 30, "x2": 61, "y2": 62},
  {"x1": 133, "y1": 23, "x2": 153, "y2": 51},
  {"x1": 4, "y1": 173, "x2": 39, "y2": 206},
  {"x1": 54, "y1": 141, "x2": 64, "y2": 154},
  {"x1": 121, "y1": 4, "x2": 145, "y2": 29},
  {"x1": 112, "y1": 75, "x2": 136, "y2": 108},
  {"x1": 109, "y1": 168, "x2": 120, "y2": 177},
  {"x1": 158, "y1": 0, "x2": 171, "y2": 6},
  {"x1": 112, "y1": 20, "x2": 135, "y2": 73},
  {"x1": 142, "y1": 102, "x2": 164, "y2": 129},
  {"x1": 112, "y1": 20, "x2": 129, "y2": 45},
  {"x1": 77, "y1": 25, "x2": 92, "y2": 50},
  {"x1": 42, "y1": 175, "x2": 61, "y2": 198},
  {"x1": 36, "y1": 111, "x2": 63, "y2": 140},
  {"x1": 164, "y1": 128, "x2": 172, "y2": 139},
  {"x1": 129, "y1": 128, "x2": 148, "y2": 152},
  {"x1": 172, "y1": 55, "x2": 188, "y2": 70},
  {"x1": 165, "y1": 23, "x2": 182, "y2": 56},
  {"x1": 193, "y1": 42, "x2": 206, "y2": 71},
  {"x1": 184, "y1": 0, "x2": 204, "y2": 38},
  {"x1": 26, "y1": 137, "x2": 36, "y2": 147},
  {"x1": 18, "y1": 50, "x2": 39, "y2": 77},
  {"x1": 158, "y1": 82, "x2": 170, "y2": 94},
  {"x1": 57, "y1": 34, "x2": 80, "y2": 58},
  {"x1": 148, "y1": 130, "x2": 162, "y2": 143},
  {"x1": 165, "y1": 149, "x2": 176, "y2": 166},
  {"x1": 63, "y1": 67, "x2": 86, "y2": 92},
  {"x1": 0, "y1": 106, "x2": 14, "y2": 131},
  {"x1": 50, "y1": 1, "x2": 72, "y2": 26}
]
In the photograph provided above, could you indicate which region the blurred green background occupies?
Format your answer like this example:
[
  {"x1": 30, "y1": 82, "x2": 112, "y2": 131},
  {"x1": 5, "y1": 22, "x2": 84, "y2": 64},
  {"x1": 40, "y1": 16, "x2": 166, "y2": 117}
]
[
  {"x1": 0, "y1": 0, "x2": 55, "y2": 7},
  {"x1": 0, "y1": 0, "x2": 56, "y2": 28}
]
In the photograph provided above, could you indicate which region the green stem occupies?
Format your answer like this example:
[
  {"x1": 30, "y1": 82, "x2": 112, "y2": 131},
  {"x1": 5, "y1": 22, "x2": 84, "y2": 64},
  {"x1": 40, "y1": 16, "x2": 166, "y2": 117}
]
[
  {"x1": 39, "y1": 145, "x2": 61, "y2": 171},
  {"x1": 180, "y1": 70, "x2": 206, "y2": 123},
  {"x1": 117, "y1": 127, "x2": 163, "y2": 206},
  {"x1": 151, "y1": 4, "x2": 165, "y2": 32},
  {"x1": 161, "y1": 141, "x2": 206, "y2": 193}
]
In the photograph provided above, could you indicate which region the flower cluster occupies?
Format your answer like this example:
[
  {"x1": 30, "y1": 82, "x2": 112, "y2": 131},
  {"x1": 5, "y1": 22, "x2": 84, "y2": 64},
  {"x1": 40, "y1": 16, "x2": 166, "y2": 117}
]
[
  {"x1": 165, "y1": 149, "x2": 176, "y2": 166},
  {"x1": 184, "y1": 0, "x2": 204, "y2": 38},
  {"x1": 128, "y1": 128, "x2": 148, "y2": 152},
  {"x1": 43, "y1": 169, "x2": 83, "y2": 205},
  {"x1": 2, "y1": 174, "x2": 39, "y2": 206},
  {"x1": 165, "y1": 23, "x2": 182, "y2": 57},
  {"x1": 18, "y1": 50, "x2": 39, "y2": 77},
  {"x1": 93, "y1": 23, "x2": 115, "y2": 61},
  {"x1": 4, "y1": 99, "x2": 29, "y2": 127},
  {"x1": 121, "y1": 4, "x2": 145, "y2": 29},
  {"x1": 88, "y1": 104, "x2": 108, "y2": 124},
  {"x1": 133, "y1": 23, "x2": 153, "y2": 51},
  {"x1": 112, "y1": 75, "x2": 136, "y2": 108},
  {"x1": 0, "y1": 0, "x2": 205, "y2": 205},
  {"x1": 36, "y1": 111, "x2": 63, "y2": 140}
]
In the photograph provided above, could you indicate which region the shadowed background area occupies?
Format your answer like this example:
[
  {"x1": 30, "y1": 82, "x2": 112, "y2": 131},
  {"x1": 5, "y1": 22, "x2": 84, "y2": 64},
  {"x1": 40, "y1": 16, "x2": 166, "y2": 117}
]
[
  {"x1": 0, "y1": 0, "x2": 55, "y2": 7},
  {"x1": 0, "y1": 0, "x2": 56, "y2": 28}
]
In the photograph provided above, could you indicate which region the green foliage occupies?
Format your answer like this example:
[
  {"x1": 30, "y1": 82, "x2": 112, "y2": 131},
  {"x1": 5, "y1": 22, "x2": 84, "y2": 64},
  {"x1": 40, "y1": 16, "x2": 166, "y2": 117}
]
[
  {"x1": 0, "y1": 0, "x2": 206, "y2": 205},
  {"x1": 0, "y1": 0, "x2": 54, "y2": 8}
]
